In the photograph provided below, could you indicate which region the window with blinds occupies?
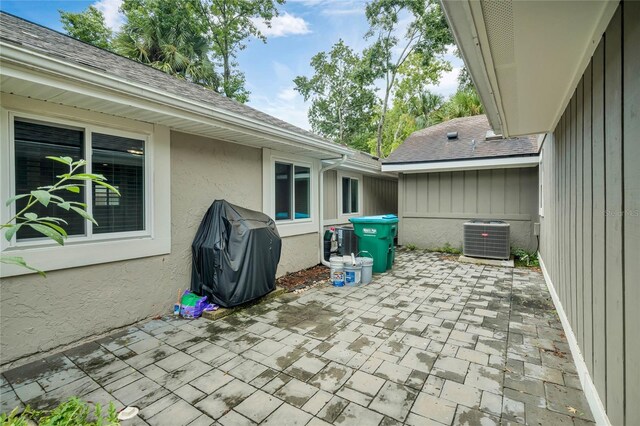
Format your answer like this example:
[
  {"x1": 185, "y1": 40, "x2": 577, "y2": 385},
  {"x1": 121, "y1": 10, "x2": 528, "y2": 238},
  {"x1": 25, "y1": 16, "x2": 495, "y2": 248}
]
[
  {"x1": 12, "y1": 117, "x2": 146, "y2": 242},
  {"x1": 14, "y1": 119, "x2": 86, "y2": 240},
  {"x1": 92, "y1": 133, "x2": 145, "y2": 234}
]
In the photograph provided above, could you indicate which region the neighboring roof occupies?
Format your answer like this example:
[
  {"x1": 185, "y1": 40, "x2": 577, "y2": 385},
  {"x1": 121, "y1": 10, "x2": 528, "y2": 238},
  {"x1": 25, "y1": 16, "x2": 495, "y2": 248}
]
[{"x1": 383, "y1": 115, "x2": 539, "y2": 165}]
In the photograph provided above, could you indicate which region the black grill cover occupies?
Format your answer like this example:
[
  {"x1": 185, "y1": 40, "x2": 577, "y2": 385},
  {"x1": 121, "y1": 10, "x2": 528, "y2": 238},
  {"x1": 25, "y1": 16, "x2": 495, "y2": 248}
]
[{"x1": 191, "y1": 200, "x2": 281, "y2": 308}]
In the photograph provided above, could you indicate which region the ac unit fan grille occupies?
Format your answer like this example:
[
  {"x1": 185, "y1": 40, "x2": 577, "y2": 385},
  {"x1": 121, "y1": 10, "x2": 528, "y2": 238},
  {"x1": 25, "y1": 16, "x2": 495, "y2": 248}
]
[{"x1": 463, "y1": 221, "x2": 510, "y2": 260}]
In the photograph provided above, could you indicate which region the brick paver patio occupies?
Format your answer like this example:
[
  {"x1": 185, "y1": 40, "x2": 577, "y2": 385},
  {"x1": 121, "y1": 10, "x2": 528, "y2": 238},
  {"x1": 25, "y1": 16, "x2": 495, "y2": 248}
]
[{"x1": 1, "y1": 250, "x2": 594, "y2": 425}]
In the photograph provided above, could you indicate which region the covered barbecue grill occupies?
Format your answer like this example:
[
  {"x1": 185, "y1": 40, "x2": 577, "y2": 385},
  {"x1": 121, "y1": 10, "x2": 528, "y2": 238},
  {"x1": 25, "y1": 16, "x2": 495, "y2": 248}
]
[{"x1": 191, "y1": 200, "x2": 281, "y2": 307}]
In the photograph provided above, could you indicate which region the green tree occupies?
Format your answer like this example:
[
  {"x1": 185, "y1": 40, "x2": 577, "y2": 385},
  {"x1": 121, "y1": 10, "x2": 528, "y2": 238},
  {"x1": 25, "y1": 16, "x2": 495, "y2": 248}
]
[
  {"x1": 114, "y1": 0, "x2": 220, "y2": 90},
  {"x1": 372, "y1": 101, "x2": 417, "y2": 157},
  {"x1": 429, "y1": 88, "x2": 484, "y2": 124},
  {"x1": 364, "y1": 0, "x2": 453, "y2": 157},
  {"x1": 294, "y1": 40, "x2": 378, "y2": 149},
  {"x1": 59, "y1": 6, "x2": 113, "y2": 50},
  {"x1": 200, "y1": 0, "x2": 285, "y2": 103}
]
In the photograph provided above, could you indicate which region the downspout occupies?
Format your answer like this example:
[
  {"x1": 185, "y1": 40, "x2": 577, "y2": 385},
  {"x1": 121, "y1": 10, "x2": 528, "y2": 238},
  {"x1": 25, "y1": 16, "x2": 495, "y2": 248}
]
[{"x1": 319, "y1": 154, "x2": 349, "y2": 266}]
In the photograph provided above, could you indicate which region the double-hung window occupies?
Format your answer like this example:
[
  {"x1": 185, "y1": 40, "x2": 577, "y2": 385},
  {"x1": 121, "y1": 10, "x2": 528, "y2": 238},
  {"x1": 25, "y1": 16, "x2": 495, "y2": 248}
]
[
  {"x1": 275, "y1": 161, "x2": 310, "y2": 221},
  {"x1": 341, "y1": 176, "x2": 360, "y2": 215},
  {"x1": 11, "y1": 116, "x2": 147, "y2": 243}
]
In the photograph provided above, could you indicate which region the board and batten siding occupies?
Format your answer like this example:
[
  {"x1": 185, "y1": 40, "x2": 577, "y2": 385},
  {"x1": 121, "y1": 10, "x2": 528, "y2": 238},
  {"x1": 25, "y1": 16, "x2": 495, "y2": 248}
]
[
  {"x1": 323, "y1": 170, "x2": 397, "y2": 223},
  {"x1": 539, "y1": 2, "x2": 639, "y2": 424},
  {"x1": 398, "y1": 167, "x2": 539, "y2": 251}
]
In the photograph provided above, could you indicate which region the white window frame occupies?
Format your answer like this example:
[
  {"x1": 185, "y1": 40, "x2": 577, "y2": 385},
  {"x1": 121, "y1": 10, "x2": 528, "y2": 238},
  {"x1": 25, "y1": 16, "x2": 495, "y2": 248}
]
[
  {"x1": 1, "y1": 98, "x2": 171, "y2": 277},
  {"x1": 262, "y1": 148, "x2": 319, "y2": 237},
  {"x1": 337, "y1": 170, "x2": 363, "y2": 222}
]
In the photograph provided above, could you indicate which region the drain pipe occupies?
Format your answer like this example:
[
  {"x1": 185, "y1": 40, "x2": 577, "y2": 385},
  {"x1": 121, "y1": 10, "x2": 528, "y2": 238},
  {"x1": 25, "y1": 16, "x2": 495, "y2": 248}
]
[{"x1": 319, "y1": 154, "x2": 349, "y2": 266}]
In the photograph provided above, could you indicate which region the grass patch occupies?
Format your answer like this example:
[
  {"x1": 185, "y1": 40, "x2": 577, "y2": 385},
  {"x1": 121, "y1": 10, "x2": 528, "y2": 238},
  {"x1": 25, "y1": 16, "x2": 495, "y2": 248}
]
[
  {"x1": 428, "y1": 243, "x2": 462, "y2": 255},
  {"x1": 1, "y1": 397, "x2": 119, "y2": 426}
]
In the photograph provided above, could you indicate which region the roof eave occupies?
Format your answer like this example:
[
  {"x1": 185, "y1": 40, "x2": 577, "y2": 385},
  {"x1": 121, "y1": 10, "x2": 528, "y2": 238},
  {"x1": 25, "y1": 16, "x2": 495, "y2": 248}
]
[
  {"x1": 381, "y1": 155, "x2": 539, "y2": 174},
  {"x1": 0, "y1": 42, "x2": 352, "y2": 159},
  {"x1": 440, "y1": 0, "x2": 505, "y2": 135}
]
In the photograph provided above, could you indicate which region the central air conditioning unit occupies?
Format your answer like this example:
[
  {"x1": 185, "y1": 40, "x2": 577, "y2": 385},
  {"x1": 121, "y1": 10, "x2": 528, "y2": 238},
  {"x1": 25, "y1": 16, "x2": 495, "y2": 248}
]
[{"x1": 463, "y1": 220, "x2": 510, "y2": 260}]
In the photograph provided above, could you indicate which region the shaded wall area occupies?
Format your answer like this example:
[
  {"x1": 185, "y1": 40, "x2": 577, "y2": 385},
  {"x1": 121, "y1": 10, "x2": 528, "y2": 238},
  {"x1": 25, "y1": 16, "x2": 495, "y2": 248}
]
[
  {"x1": 398, "y1": 167, "x2": 539, "y2": 251},
  {"x1": 323, "y1": 169, "x2": 397, "y2": 223},
  {"x1": 0, "y1": 130, "x2": 271, "y2": 365},
  {"x1": 538, "y1": 3, "x2": 639, "y2": 424}
]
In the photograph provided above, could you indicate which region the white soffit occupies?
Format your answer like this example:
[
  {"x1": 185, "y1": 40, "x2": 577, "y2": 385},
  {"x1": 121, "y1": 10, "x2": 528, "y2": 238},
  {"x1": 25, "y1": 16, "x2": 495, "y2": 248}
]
[
  {"x1": 381, "y1": 155, "x2": 539, "y2": 173},
  {"x1": 444, "y1": 0, "x2": 617, "y2": 137}
]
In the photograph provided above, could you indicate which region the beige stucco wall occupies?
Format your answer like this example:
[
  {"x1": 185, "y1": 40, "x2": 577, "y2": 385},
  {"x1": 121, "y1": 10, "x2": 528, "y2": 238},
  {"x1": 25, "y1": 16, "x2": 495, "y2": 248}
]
[
  {"x1": 277, "y1": 233, "x2": 319, "y2": 277},
  {"x1": 0, "y1": 130, "x2": 317, "y2": 365},
  {"x1": 398, "y1": 167, "x2": 539, "y2": 251}
]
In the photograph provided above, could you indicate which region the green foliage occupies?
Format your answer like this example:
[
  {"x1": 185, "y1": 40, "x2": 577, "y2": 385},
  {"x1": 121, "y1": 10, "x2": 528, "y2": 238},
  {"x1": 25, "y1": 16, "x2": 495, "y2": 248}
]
[
  {"x1": 294, "y1": 40, "x2": 378, "y2": 148},
  {"x1": 204, "y1": 0, "x2": 284, "y2": 102},
  {"x1": 59, "y1": 6, "x2": 113, "y2": 50},
  {"x1": 1, "y1": 157, "x2": 119, "y2": 276},
  {"x1": 1, "y1": 398, "x2": 119, "y2": 426},
  {"x1": 364, "y1": 0, "x2": 453, "y2": 157},
  {"x1": 429, "y1": 88, "x2": 484, "y2": 124},
  {"x1": 429, "y1": 243, "x2": 462, "y2": 255},
  {"x1": 114, "y1": 0, "x2": 220, "y2": 90},
  {"x1": 60, "y1": 0, "x2": 284, "y2": 102},
  {"x1": 512, "y1": 248, "x2": 540, "y2": 267},
  {"x1": 404, "y1": 243, "x2": 417, "y2": 251}
]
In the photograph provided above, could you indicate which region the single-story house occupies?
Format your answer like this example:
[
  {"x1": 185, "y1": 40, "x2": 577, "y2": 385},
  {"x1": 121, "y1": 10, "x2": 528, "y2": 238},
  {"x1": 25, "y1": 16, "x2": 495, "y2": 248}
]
[
  {"x1": 0, "y1": 13, "x2": 397, "y2": 366},
  {"x1": 382, "y1": 114, "x2": 540, "y2": 252},
  {"x1": 441, "y1": 0, "x2": 638, "y2": 424}
]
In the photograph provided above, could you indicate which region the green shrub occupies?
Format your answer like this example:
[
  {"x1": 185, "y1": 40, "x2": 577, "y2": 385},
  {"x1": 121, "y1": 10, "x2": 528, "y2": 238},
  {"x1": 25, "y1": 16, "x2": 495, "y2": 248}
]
[
  {"x1": 428, "y1": 243, "x2": 462, "y2": 255},
  {"x1": 1, "y1": 397, "x2": 119, "y2": 426},
  {"x1": 512, "y1": 248, "x2": 539, "y2": 267}
]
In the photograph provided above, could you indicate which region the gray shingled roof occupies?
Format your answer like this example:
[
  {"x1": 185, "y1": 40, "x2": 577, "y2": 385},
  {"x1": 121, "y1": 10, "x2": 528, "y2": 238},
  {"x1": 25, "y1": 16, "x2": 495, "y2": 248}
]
[
  {"x1": 383, "y1": 115, "x2": 539, "y2": 164},
  {"x1": 0, "y1": 12, "x2": 333, "y2": 146}
]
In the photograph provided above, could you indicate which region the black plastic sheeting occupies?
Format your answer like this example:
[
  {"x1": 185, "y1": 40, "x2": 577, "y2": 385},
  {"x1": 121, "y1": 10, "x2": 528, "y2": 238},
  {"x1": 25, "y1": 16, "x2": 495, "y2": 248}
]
[{"x1": 191, "y1": 200, "x2": 282, "y2": 308}]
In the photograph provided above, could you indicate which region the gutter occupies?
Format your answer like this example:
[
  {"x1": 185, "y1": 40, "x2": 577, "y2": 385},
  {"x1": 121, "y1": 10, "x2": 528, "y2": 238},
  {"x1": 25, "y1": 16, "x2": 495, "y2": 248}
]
[
  {"x1": 0, "y1": 42, "x2": 352, "y2": 157},
  {"x1": 319, "y1": 154, "x2": 349, "y2": 267}
]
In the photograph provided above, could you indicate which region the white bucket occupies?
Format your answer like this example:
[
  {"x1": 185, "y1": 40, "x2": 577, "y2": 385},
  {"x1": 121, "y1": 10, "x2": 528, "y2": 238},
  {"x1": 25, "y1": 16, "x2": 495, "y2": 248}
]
[
  {"x1": 344, "y1": 261, "x2": 362, "y2": 286},
  {"x1": 358, "y1": 258, "x2": 373, "y2": 284},
  {"x1": 330, "y1": 257, "x2": 345, "y2": 287}
]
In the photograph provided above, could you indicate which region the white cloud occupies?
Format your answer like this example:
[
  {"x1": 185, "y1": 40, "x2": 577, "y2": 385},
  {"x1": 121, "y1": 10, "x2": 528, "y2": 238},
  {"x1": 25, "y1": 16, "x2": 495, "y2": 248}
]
[
  {"x1": 249, "y1": 92, "x2": 311, "y2": 130},
  {"x1": 272, "y1": 61, "x2": 293, "y2": 81},
  {"x1": 93, "y1": 0, "x2": 124, "y2": 31},
  {"x1": 277, "y1": 87, "x2": 299, "y2": 102},
  {"x1": 252, "y1": 12, "x2": 311, "y2": 38},
  {"x1": 427, "y1": 67, "x2": 461, "y2": 98},
  {"x1": 321, "y1": 7, "x2": 362, "y2": 16}
]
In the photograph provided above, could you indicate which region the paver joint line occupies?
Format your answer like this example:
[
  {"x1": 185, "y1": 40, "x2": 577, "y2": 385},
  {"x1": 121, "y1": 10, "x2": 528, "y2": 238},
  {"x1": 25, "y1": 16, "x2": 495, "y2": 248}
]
[{"x1": 1, "y1": 251, "x2": 594, "y2": 425}]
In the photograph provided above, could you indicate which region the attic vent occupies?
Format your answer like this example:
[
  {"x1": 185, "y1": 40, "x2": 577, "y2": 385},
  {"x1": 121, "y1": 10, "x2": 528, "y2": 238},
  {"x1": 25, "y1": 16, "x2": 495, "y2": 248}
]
[
  {"x1": 485, "y1": 130, "x2": 503, "y2": 141},
  {"x1": 447, "y1": 131, "x2": 458, "y2": 140}
]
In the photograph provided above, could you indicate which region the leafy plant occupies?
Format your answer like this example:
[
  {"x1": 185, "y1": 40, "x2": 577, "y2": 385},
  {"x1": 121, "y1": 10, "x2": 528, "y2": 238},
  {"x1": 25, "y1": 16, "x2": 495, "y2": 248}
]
[
  {"x1": 429, "y1": 243, "x2": 462, "y2": 255},
  {"x1": 404, "y1": 243, "x2": 417, "y2": 251},
  {"x1": 512, "y1": 248, "x2": 540, "y2": 267},
  {"x1": 1, "y1": 156, "x2": 119, "y2": 276},
  {"x1": 0, "y1": 397, "x2": 119, "y2": 426}
]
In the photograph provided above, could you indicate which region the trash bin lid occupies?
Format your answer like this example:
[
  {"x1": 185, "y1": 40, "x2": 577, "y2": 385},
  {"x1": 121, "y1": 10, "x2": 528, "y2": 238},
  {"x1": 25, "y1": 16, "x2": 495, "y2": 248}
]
[{"x1": 349, "y1": 214, "x2": 398, "y2": 224}]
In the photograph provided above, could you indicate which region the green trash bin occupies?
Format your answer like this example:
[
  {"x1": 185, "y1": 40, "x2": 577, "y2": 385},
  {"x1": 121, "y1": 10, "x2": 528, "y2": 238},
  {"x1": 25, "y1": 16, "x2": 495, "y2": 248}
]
[{"x1": 349, "y1": 214, "x2": 398, "y2": 273}]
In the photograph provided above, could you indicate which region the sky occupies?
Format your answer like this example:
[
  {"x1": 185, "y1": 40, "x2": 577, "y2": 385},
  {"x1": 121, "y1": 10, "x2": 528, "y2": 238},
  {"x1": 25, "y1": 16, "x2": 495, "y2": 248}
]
[{"x1": 0, "y1": 0, "x2": 462, "y2": 131}]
